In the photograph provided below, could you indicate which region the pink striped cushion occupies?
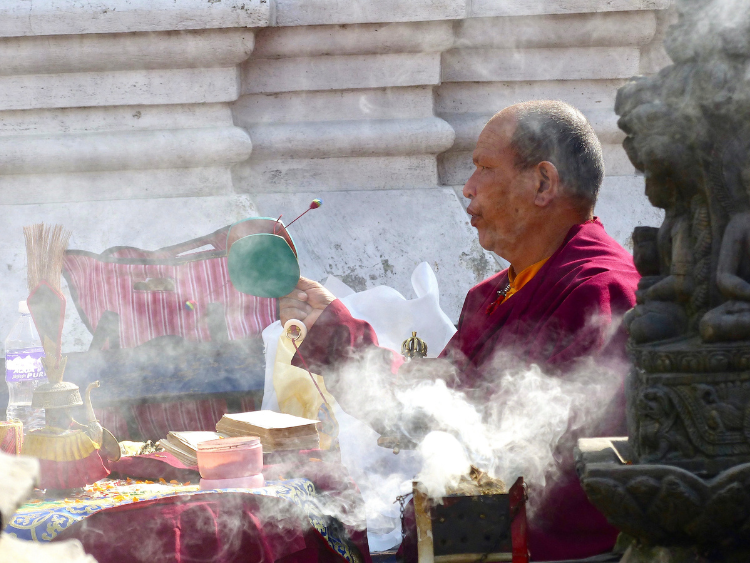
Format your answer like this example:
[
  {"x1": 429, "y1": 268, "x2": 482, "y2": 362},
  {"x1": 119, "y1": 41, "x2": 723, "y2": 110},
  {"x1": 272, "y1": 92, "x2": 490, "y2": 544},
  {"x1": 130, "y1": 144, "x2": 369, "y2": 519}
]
[
  {"x1": 94, "y1": 395, "x2": 258, "y2": 442},
  {"x1": 63, "y1": 246, "x2": 276, "y2": 349}
]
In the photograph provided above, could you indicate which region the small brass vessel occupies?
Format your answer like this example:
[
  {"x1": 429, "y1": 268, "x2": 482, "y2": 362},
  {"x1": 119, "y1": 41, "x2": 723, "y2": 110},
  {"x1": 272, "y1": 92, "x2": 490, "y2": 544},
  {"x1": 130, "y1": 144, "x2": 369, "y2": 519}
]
[{"x1": 401, "y1": 331, "x2": 428, "y2": 360}]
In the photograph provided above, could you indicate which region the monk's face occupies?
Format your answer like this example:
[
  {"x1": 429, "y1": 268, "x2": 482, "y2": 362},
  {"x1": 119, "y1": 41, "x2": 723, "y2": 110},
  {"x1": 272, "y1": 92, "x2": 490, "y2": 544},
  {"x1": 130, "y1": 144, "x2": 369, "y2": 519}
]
[{"x1": 463, "y1": 112, "x2": 539, "y2": 257}]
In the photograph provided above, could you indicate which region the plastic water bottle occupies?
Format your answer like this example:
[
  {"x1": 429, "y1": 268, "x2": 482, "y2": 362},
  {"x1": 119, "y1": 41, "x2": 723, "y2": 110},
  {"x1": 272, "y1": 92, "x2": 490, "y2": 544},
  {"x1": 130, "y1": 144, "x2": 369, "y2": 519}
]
[{"x1": 5, "y1": 300, "x2": 47, "y2": 433}]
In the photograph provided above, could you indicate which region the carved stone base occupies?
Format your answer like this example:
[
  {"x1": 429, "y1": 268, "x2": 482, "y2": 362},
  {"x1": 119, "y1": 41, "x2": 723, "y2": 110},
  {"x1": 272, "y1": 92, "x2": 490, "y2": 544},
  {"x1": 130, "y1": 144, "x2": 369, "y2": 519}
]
[
  {"x1": 627, "y1": 338, "x2": 750, "y2": 476},
  {"x1": 619, "y1": 542, "x2": 750, "y2": 563},
  {"x1": 620, "y1": 543, "x2": 713, "y2": 563},
  {"x1": 629, "y1": 338, "x2": 750, "y2": 375},
  {"x1": 576, "y1": 438, "x2": 750, "y2": 561}
]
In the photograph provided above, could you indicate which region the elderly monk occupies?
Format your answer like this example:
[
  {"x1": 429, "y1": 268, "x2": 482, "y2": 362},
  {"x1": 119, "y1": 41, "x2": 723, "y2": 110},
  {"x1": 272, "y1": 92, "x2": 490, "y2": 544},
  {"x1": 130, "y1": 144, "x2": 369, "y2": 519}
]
[{"x1": 280, "y1": 100, "x2": 639, "y2": 561}]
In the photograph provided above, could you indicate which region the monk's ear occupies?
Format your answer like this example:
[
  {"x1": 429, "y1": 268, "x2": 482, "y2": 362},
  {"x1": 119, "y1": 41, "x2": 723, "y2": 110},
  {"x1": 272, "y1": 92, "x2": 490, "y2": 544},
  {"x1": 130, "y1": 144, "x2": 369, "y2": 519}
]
[{"x1": 533, "y1": 161, "x2": 560, "y2": 207}]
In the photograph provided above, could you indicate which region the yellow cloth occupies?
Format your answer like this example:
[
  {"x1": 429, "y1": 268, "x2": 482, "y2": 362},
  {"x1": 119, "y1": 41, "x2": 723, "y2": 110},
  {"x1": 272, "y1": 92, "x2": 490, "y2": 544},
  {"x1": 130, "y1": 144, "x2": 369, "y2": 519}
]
[
  {"x1": 22, "y1": 427, "x2": 99, "y2": 462},
  {"x1": 501, "y1": 256, "x2": 550, "y2": 304},
  {"x1": 273, "y1": 333, "x2": 338, "y2": 450}
]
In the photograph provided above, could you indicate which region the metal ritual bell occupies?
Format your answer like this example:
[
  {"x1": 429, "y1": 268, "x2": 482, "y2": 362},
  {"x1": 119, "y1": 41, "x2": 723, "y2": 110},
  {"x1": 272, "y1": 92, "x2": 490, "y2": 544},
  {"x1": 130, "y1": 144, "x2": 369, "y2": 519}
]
[
  {"x1": 401, "y1": 331, "x2": 427, "y2": 360},
  {"x1": 377, "y1": 332, "x2": 430, "y2": 455}
]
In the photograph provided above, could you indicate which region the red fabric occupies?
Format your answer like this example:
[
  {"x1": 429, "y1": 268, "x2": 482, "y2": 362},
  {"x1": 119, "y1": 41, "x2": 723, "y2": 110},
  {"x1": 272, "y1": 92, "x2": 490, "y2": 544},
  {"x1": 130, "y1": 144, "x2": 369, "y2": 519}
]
[
  {"x1": 39, "y1": 451, "x2": 110, "y2": 490},
  {"x1": 292, "y1": 219, "x2": 639, "y2": 561},
  {"x1": 131, "y1": 399, "x2": 233, "y2": 441},
  {"x1": 56, "y1": 460, "x2": 372, "y2": 563},
  {"x1": 0, "y1": 424, "x2": 22, "y2": 454},
  {"x1": 526, "y1": 473, "x2": 621, "y2": 561},
  {"x1": 94, "y1": 406, "x2": 132, "y2": 442},
  {"x1": 94, "y1": 395, "x2": 258, "y2": 442},
  {"x1": 54, "y1": 492, "x2": 336, "y2": 563},
  {"x1": 264, "y1": 460, "x2": 373, "y2": 563},
  {"x1": 63, "y1": 241, "x2": 276, "y2": 349},
  {"x1": 509, "y1": 477, "x2": 530, "y2": 563},
  {"x1": 440, "y1": 219, "x2": 638, "y2": 385}
]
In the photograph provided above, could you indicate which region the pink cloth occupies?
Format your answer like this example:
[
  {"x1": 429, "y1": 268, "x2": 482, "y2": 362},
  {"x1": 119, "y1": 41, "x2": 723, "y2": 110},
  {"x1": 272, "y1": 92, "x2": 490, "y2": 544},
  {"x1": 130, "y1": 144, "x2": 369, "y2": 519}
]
[
  {"x1": 54, "y1": 492, "x2": 337, "y2": 563},
  {"x1": 39, "y1": 451, "x2": 110, "y2": 490},
  {"x1": 94, "y1": 395, "x2": 258, "y2": 442},
  {"x1": 63, "y1": 239, "x2": 276, "y2": 350},
  {"x1": 292, "y1": 219, "x2": 639, "y2": 561},
  {"x1": 57, "y1": 459, "x2": 372, "y2": 563}
]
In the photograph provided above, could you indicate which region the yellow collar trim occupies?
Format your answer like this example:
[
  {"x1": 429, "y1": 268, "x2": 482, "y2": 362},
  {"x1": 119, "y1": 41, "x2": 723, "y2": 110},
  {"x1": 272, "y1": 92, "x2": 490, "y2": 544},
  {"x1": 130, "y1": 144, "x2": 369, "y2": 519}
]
[{"x1": 503, "y1": 256, "x2": 550, "y2": 302}]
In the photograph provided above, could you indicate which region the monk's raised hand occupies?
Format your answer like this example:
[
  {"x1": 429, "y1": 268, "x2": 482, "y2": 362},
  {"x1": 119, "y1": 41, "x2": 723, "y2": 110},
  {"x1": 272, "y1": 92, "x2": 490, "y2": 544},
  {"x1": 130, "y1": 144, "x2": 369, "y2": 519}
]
[{"x1": 279, "y1": 277, "x2": 336, "y2": 331}]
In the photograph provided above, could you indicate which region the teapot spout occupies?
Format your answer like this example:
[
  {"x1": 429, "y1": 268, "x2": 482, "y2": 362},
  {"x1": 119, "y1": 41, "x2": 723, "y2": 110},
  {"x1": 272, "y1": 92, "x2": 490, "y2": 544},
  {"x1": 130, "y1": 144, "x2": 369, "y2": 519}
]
[
  {"x1": 83, "y1": 381, "x2": 104, "y2": 446},
  {"x1": 81, "y1": 380, "x2": 121, "y2": 462},
  {"x1": 83, "y1": 381, "x2": 100, "y2": 425}
]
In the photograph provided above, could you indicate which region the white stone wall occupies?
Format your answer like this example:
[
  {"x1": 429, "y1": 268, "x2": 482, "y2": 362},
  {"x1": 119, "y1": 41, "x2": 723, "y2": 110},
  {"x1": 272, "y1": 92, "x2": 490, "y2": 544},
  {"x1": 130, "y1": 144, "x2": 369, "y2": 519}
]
[
  {"x1": 437, "y1": 9, "x2": 669, "y2": 250},
  {"x1": 0, "y1": 0, "x2": 672, "y2": 349}
]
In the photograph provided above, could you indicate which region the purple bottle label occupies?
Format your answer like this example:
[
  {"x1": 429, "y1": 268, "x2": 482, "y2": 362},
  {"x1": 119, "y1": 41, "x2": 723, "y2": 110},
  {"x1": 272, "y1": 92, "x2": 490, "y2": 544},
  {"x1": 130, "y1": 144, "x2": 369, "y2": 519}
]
[{"x1": 5, "y1": 347, "x2": 46, "y2": 383}]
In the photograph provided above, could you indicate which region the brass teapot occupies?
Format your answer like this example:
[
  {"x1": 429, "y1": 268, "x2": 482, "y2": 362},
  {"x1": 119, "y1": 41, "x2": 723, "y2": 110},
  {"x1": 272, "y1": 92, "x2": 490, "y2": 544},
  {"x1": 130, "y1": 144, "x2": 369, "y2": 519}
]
[
  {"x1": 22, "y1": 336, "x2": 120, "y2": 490},
  {"x1": 32, "y1": 374, "x2": 120, "y2": 463}
]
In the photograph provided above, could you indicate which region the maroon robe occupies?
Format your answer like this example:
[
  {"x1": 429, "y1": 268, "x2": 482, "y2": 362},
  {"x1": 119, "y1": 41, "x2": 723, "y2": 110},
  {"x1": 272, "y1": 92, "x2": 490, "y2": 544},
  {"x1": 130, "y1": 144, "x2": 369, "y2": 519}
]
[{"x1": 293, "y1": 219, "x2": 639, "y2": 561}]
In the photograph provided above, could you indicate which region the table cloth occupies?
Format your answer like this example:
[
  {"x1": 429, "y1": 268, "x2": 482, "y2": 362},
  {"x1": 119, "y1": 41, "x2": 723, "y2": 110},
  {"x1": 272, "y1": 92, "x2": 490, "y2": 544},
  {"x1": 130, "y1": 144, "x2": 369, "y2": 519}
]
[{"x1": 7, "y1": 477, "x2": 364, "y2": 563}]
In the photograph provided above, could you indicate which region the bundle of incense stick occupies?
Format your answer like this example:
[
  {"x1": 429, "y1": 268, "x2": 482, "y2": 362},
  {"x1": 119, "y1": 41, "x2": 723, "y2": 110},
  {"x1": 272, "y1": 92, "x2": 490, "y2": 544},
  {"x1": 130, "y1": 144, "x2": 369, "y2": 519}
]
[{"x1": 23, "y1": 223, "x2": 72, "y2": 292}]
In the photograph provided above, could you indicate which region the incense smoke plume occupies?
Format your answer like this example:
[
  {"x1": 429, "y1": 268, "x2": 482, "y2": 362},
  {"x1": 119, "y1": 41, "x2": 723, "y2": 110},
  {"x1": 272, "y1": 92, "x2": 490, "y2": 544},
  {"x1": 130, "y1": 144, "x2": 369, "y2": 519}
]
[
  {"x1": 329, "y1": 335, "x2": 627, "y2": 510},
  {"x1": 264, "y1": 310, "x2": 629, "y2": 554}
]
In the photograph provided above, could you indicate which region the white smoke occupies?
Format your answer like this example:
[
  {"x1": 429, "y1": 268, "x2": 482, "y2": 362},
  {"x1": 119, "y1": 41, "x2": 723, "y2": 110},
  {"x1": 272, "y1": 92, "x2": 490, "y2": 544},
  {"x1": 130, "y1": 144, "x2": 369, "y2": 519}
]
[
  {"x1": 327, "y1": 341, "x2": 626, "y2": 537},
  {"x1": 415, "y1": 431, "x2": 471, "y2": 499}
]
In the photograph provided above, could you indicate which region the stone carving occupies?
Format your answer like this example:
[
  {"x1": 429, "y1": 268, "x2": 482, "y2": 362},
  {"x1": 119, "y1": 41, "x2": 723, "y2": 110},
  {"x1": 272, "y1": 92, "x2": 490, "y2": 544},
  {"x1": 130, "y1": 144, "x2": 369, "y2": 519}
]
[
  {"x1": 578, "y1": 0, "x2": 750, "y2": 559},
  {"x1": 629, "y1": 339, "x2": 750, "y2": 374},
  {"x1": 629, "y1": 370, "x2": 750, "y2": 472},
  {"x1": 635, "y1": 384, "x2": 694, "y2": 463},
  {"x1": 700, "y1": 131, "x2": 750, "y2": 343},
  {"x1": 614, "y1": 0, "x2": 750, "y2": 471},
  {"x1": 624, "y1": 202, "x2": 691, "y2": 344},
  {"x1": 576, "y1": 442, "x2": 750, "y2": 555},
  {"x1": 615, "y1": 28, "x2": 750, "y2": 348},
  {"x1": 631, "y1": 226, "x2": 660, "y2": 277}
]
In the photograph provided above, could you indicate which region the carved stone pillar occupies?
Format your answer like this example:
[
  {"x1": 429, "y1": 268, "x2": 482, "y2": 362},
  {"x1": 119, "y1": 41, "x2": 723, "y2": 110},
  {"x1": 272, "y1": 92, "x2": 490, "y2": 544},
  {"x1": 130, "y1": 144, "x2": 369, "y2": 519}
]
[{"x1": 576, "y1": 0, "x2": 750, "y2": 560}]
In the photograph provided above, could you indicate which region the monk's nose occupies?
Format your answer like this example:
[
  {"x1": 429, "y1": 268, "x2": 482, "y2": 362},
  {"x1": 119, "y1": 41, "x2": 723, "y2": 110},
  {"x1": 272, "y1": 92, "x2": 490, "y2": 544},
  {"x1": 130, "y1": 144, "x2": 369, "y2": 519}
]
[{"x1": 463, "y1": 174, "x2": 477, "y2": 199}]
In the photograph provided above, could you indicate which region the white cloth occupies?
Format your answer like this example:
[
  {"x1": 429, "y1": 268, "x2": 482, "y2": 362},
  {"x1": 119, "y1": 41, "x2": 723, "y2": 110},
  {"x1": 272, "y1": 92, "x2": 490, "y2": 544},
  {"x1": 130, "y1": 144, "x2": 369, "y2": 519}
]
[{"x1": 260, "y1": 262, "x2": 457, "y2": 551}]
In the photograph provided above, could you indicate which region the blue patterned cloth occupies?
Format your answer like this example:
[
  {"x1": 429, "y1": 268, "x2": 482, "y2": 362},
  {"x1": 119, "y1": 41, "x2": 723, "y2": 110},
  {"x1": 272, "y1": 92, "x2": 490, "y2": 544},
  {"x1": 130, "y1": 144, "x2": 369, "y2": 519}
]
[{"x1": 7, "y1": 478, "x2": 360, "y2": 563}]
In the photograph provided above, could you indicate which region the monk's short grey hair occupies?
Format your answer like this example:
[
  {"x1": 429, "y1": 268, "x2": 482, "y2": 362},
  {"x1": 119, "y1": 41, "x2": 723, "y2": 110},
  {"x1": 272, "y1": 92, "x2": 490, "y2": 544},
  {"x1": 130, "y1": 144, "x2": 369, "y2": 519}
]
[{"x1": 508, "y1": 100, "x2": 604, "y2": 210}]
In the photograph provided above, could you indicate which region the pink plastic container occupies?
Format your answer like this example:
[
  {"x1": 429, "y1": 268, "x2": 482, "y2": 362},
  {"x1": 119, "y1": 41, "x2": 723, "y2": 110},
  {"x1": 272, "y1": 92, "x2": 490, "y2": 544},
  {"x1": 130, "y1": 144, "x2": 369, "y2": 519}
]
[
  {"x1": 199, "y1": 473, "x2": 265, "y2": 491},
  {"x1": 197, "y1": 436, "x2": 263, "y2": 479}
]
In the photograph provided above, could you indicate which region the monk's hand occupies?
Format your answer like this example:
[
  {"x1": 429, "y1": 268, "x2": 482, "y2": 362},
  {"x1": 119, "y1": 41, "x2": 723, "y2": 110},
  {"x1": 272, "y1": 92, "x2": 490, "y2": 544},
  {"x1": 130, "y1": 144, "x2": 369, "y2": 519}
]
[{"x1": 279, "y1": 277, "x2": 336, "y2": 331}]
